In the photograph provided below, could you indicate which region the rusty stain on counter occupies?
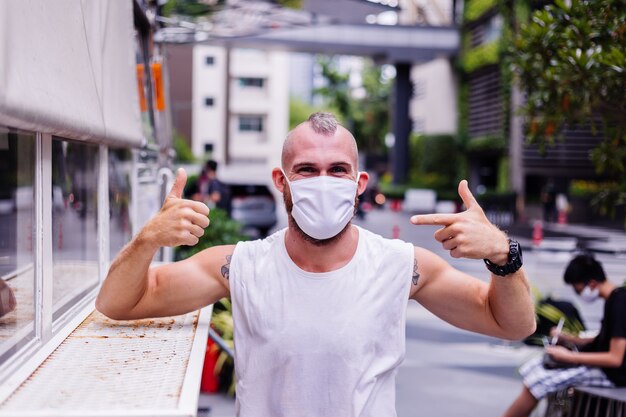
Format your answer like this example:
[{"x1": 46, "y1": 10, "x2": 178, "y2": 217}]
[{"x1": 0, "y1": 308, "x2": 203, "y2": 411}]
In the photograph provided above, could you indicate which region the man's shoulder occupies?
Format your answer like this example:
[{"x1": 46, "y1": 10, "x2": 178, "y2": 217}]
[
  {"x1": 609, "y1": 286, "x2": 626, "y2": 306},
  {"x1": 356, "y1": 225, "x2": 414, "y2": 254},
  {"x1": 610, "y1": 286, "x2": 626, "y2": 298},
  {"x1": 233, "y1": 228, "x2": 285, "y2": 257}
]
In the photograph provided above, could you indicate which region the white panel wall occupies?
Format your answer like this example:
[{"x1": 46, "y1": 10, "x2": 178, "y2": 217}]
[
  {"x1": 193, "y1": 46, "x2": 288, "y2": 185},
  {"x1": 192, "y1": 45, "x2": 226, "y2": 162},
  {"x1": 410, "y1": 57, "x2": 457, "y2": 135}
]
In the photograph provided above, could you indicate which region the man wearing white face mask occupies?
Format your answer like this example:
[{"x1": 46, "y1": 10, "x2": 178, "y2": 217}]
[
  {"x1": 503, "y1": 254, "x2": 626, "y2": 417},
  {"x1": 97, "y1": 112, "x2": 536, "y2": 417}
]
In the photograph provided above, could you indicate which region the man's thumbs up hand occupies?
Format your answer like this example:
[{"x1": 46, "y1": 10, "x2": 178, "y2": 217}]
[
  {"x1": 411, "y1": 180, "x2": 509, "y2": 264},
  {"x1": 168, "y1": 168, "x2": 188, "y2": 199},
  {"x1": 142, "y1": 168, "x2": 211, "y2": 248}
]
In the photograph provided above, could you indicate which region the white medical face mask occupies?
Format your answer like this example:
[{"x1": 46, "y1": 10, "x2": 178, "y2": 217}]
[
  {"x1": 579, "y1": 286, "x2": 600, "y2": 303},
  {"x1": 283, "y1": 170, "x2": 360, "y2": 240}
]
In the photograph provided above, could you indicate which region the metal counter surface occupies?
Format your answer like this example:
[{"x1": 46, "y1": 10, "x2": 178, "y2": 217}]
[{"x1": 0, "y1": 306, "x2": 212, "y2": 417}]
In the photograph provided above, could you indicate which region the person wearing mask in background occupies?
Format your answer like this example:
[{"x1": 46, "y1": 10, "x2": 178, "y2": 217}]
[
  {"x1": 97, "y1": 112, "x2": 535, "y2": 417},
  {"x1": 502, "y1": 254, "x2": 626, "y2": 417}
]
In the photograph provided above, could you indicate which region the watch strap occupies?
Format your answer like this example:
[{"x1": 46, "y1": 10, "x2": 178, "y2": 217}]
[{"x1": 484, "y1": 239, "x2": 523, "y2": 276}]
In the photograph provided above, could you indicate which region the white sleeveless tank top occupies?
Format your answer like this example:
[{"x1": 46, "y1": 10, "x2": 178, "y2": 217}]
[{"x1": 229, "y1": 226, "x2": 414, "y2": 417}]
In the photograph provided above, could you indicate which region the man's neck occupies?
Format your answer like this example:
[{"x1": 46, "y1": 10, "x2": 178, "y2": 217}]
[
  {"x1": 599, "y1": 281, "x2": 617, "y2": 299},
  {"x1": 284, "y1": 225, "x2": 359, "y2": 273}
]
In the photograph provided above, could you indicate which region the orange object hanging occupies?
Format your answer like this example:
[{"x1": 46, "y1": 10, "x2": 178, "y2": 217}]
[
  {"x1": 151, "y1": 62, "x2": 166, "y2": 111},
  {"x1": 136, "y1": 64, "x2": 147, "y2": 112}
]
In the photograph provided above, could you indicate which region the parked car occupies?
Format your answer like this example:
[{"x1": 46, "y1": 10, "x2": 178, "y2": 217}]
[{"x1": 226, "y1": 183, "x2": 277, "y2": 237}]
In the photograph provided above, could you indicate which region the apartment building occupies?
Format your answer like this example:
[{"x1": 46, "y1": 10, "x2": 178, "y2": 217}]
[{"x1": 171, "y1": 45, "x2": 288, "y2": 184}]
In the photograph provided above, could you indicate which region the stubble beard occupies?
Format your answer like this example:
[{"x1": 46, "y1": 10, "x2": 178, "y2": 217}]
[{"x1": 282, "y1": 186, "x2": 358, "y2": 247}]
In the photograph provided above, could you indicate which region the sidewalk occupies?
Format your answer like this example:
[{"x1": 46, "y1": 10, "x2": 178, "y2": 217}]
[{"x1": 507, "y1": 220, "x2": 626, "y2": 254}]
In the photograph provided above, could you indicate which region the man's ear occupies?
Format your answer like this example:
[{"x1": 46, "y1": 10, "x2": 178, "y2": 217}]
[
  {"x1": 272, "y1": 168, "x2": 286, "y2": 193},
  {"x1": 356, "y1": 171, "x2": 369, "y2": 196}
]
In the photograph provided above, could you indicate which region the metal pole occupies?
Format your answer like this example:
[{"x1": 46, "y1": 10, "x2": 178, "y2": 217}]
[{"x1": 392, "y1": 62, "x2": 412, "y2": 185}]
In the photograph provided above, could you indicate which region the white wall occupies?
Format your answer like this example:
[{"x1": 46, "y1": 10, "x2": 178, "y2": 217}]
[
  {"x1": 192, "y1": 46, "x2": 289, "y2": 186},
  {"x1": 410, "y1": 57, "x2": 457, "y2": 135},
  {"x1": 192, "y1": 45, "x2": 226, "y2": 162}
]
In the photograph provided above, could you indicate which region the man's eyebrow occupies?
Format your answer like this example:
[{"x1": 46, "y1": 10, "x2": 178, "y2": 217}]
[
  {"x1": 292, "y1": 162, "x2": 317, "y2": 170},
  {"x1": 291, "y1": 161, "x2": 353, "y2": 170}
]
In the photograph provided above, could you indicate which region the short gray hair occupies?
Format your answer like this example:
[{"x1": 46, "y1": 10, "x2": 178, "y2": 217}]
[{"x1": 307, "y1": 112, "x2": 338, "y2": 136}]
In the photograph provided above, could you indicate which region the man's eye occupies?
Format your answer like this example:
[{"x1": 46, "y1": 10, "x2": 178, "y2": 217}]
[{"x1": 330, "y1": 167, "x2": 348, "y2": 173}]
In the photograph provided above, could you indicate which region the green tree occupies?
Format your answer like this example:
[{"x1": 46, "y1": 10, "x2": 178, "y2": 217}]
[
  {"x1": 511, "y1": 0, "x2": 626, "y2": 212},
  {"x1": 352, "y1": 65, "x2": 392, "y2": 155},
  {"x1": 162, "y1": 0, "x2": 223, "y2": 18},
  {"x1": 289, "y1": 97, "x2": 333, "y2": 129},
  {"x1": 172, "y1": 130, "x2": 196, "y2": 163},
  {"x1": 314, "y1": 57, "x2": 392, "y2": 155},
  {"x1": 314, "y1": 57, "x2": 353, "y2": 123}
]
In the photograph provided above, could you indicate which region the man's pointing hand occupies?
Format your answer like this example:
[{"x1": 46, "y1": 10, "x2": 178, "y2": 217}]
[
  {"x1": 142, "y1": 168, "x2": 211, "y2": 248},
  {"x1": 410, "y1": 180, "x2": 509, "y2": 264}
]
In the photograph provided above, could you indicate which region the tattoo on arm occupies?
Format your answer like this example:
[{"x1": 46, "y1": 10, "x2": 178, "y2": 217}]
[
  {"x1": 412, "y1": 259, "x2": 420, "y2": 286},
  {"x1": 221, "y1": 255, "x2": 232, "y2": 280}
]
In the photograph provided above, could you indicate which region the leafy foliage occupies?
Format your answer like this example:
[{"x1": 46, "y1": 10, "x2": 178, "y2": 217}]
[
  {"x1": 402, "y1": 134, "x2": 464, "y2": 198},
  {"x1": 289, "y1": 97, "x2": 341, "y2": 130},
  {"x1": 511, "y1": 0, "x2": 626, "y2": 212},
  {"x1": 174, "y1": 208, "x2": 246, "y2": 395},
  {"x1": 172, "y1": 130, "x2": 196, "y2": 163},
  {"x1": 461, "y1": 40, "x2": 501, "y2": 72},
  {"x1": 162, "y1": 0, "x2": 223, "y2": 18},
  {"x1": 464, "y1": 0, "x2": 499, "y2": 22},
  {"x1": 314, "y1": 57, "x2": 392, "y2": 155},
  {"x1": 175, "y1": 208, "x2": 248, "y2": 261},
  {"x1": 211, "y1": 298, "x2": 236, "y2": 395}
]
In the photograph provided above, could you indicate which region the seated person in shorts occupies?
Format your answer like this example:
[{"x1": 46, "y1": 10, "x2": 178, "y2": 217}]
[{"x1": 502, "y1": 254, "x2": 626, "y2": 417}]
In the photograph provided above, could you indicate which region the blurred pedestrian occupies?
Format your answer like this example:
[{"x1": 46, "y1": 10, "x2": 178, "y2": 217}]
[
  {"x1": 195, "y1": 159, "x2": 229, "y2": 214},
  {"x1": 97, "y1": 112, "x2": 535, "y2": 416},
  {"x1": 502, "y1": 254, "x2": 626, "y2": 417},
  {"x1": 541, "y1": 178, "x2": 557, "y2": 223}
]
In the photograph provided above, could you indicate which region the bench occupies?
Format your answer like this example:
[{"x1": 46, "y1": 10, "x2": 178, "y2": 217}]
[
  {"x1": 544, "y1": 387, "x2": 626, "y2": 417},
  {"x1": 570, "y1": 387, "x2": 626, "y2": 417}
]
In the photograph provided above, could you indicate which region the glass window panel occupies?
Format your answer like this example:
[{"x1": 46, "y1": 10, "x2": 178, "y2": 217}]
[
  {"x1": 238, "y1": 116, "x2": 264, "y2": 132},
  {"x1": 0, "y1": 127, "x2": 36, "y2": 361},
  {"x1": 109, "y1": 148, "x2": 133, "y2": 260},
  {"x1": 51, "y1": 138, "x2": 99, "y2": 320},
  {"x1": 238, "y1": 77, "x2": 264, "y2": 88}
]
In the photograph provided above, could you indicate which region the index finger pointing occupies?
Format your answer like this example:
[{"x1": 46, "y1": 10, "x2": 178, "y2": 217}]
[{"x1": 410, "y1": 213, "x2": 457, "y2": 226}]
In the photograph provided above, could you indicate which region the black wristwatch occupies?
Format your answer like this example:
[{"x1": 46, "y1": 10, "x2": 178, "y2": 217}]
[{"x1": 483, "y1": 239, "x2": 523, "y2": 276}]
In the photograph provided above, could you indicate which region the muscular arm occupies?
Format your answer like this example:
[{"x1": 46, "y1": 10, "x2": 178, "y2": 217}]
[
  {"x1": 410, "y1": 247, "x2": 535, "y2": 340},
  {"x1": 409, "y1": 180, "x2": 535, "y2": 340},
  {"x1": 96, "y1": 169, "x2": 235, "y2": 320},
  {"x1": 96, "y1": 241, "x2": 233, "y2": 320}
]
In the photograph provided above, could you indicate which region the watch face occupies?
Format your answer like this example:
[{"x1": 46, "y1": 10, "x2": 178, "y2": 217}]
[
  {"x1": 512, "y1": 240, "x2": 522, "y2": 262},
  {"x1": 484, "y1": 240, "x2": 523, "y2": 276}
]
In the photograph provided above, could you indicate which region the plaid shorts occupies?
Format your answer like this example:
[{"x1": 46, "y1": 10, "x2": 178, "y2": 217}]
[{"x1": 519, "y1": 354, "x2": 614, "y2": 400}]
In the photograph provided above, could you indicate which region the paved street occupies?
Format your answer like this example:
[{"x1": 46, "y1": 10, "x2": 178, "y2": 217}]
[{"x1": 201, "y1": 207, "x2": 626, "y2": 417}]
